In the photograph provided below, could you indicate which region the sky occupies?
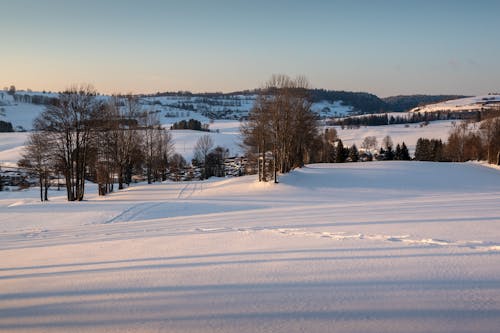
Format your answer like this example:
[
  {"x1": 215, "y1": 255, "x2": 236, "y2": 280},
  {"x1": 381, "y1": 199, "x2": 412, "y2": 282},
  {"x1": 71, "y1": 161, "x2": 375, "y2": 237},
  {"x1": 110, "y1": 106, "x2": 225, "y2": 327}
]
[{"x1": 1, "y1": 0, "x2": 499, "y2": 97}]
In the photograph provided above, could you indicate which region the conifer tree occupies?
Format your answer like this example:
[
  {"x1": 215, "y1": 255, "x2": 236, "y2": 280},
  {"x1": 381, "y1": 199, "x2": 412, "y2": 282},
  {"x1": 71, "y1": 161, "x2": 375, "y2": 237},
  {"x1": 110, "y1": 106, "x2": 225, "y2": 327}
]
[
  {"x1": 335, "y1": 139, "x2": 347, "y2": 163},
  {"x1": 348, "y1": 144, "x2": 359, "y2": 162},
  {"x1": 385, "y1": 146, "x2": 395, "y2": 160},
  {"x1": 400, "y1": 142, "x2": 411, "y2": 160},
  {"x1": 395, "y1": 144, "x2": 402, "y2": 160}
]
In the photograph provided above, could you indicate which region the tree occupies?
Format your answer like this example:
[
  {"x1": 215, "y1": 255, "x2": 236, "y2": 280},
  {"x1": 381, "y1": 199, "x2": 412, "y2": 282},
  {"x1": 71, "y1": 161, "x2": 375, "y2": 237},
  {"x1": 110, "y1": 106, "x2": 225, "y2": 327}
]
[
  {"x1": 400, "y1": 142, "x2": 411, "y2": 160},
  {"x1": 21, "y1": 133, "x2": 53, "y2": 201},
  {"x1": 168, "y1": 153, "x2": 186, "y2": 181},
  {"x1": 8, "y1": 85, "x2": 15, "y2": 95},
  {"x1": 241, "y1": 94, "x2": 272, "y2": 181},
  {"x1": 385, "y1": 145, "x2": 395, "y2": 160},
  {"x1": 415, "y1": 138, "x2": 430, "y2": 161},
  {"x1": 139, "y1": 110, "x2": 173, "y2": 183},
  {"x1": 0, "y1": 120, "x2": 14, "y2": 132},
  {"x1": 395, "y1": 144, "x2": 402, "y2": 160},
  {"x1": 415, "y1": 138, "x2": 446, "y2": 161},
  {"x1": 33, "y1": 84, "x2": 102, "y2": 201},
  {"x1": 446, "y1": 122, "x2": 468, "y2": 162},
  {"x1": 335, "y1": 139, "x2": 347, "y2": 163},
  {"x1": 206, "y1": 146, "x2": 229, "y2": 178},
  {"x1": 241, "y1": 74, "x2": 318, "y2": 182},
  {"x1": 194, "y1": 135, "x2": 214, "y2": 179},
  {"x1": 319, "y1": 128, "x2": 337, "y2": 163},
  {"x1": 361, "y1": 136, "x2": 378, "y2": 152},
  {"x1": 119, "y1": 95, "x2": 146, "y2": 187},
  {"x1": 480, "y1": 118, "x2": 500, "y2": 164},
  {"x1": 382, "y1": 135, "x2": 393, "y2": 150},
  {"x1": 348, "y1": 144, "x2": 359, "y2": 162}
]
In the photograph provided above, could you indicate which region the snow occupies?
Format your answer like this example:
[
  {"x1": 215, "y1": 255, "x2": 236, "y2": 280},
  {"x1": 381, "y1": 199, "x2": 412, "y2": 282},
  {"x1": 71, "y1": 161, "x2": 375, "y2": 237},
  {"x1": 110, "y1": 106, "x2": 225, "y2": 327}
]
[
  {"x1": 410, "y1": 94, "x2": 500, "y2": 113},
  {"x1": 0, "y1": 102, "x2": 45, "y2": 131},
  {"x1": 331, "y1": 120, "x2": 454, "y2": 153},
  {"x1": 170, "y1": 127, "x2": 243, "y2": 162},
  {"x1": 1, "y1": 161, "x2": 500, "y2": 332},
  {"x1": 0, "y1": 120, "x2": 456, "y2": 166},
  {"x1": 0, "y1": 132, "x2": 29, "y2": 167}
]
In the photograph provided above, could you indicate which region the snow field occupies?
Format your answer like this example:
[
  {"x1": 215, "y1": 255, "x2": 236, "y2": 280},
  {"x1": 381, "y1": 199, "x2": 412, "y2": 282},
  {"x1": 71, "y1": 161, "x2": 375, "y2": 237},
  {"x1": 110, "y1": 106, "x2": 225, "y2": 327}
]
[
  {"x1": 1, "y1": 162, "x2": 499, "y2": 332},
  {"x1": 1, "y1": 120, "x2": 455, "y2": 167}
]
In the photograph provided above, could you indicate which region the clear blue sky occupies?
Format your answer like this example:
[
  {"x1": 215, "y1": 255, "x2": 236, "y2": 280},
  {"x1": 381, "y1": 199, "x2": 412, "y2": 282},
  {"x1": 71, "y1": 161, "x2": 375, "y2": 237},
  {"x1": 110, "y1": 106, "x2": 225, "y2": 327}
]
[{"x1": 1, "y1": 0, "x2": 499, "y2": 96}]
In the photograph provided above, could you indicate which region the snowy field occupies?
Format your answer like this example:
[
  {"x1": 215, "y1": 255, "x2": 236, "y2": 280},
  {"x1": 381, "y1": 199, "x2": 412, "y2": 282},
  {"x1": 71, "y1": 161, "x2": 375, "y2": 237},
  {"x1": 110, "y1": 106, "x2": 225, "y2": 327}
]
[
  {"x1": 1, "y1": 162, "x2": 499, "y2": 332},
  {"x1": 410, "y1": 94, "x2": 500, "y2": 113},
  {"x1": 0, "y1": 120, "x2": 455, "y2": 166},
  {"x1": 334, "y1": 121, "x2": 454, "y2": 154}
]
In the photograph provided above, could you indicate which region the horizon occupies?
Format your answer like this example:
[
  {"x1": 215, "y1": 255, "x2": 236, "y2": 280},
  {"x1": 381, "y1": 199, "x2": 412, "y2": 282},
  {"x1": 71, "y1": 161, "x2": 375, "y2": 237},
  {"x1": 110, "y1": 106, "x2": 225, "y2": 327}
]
[{"x1": 1, "y1": 0, "x2": 500, "y2": 97}]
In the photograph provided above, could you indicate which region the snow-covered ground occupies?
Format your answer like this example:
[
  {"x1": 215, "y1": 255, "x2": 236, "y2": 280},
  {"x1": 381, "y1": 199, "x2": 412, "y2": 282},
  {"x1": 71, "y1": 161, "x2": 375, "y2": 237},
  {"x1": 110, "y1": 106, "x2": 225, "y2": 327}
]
[
  {"x1": 410, "y1": 94, "x2": 500, "y2": 113},
  {"x1": 0, "y1": 125, "x2": 242, "y2": 167},
  {"x1": 334, "y1": 121, "x2": 454, "y2": 153},
  {"x1": 1, "y1": 162, "x2": 499, "y2": 332},
  {"x1": 0, "y1": 132, "x2": 29, "y2": 167},
  {"x1": 1, "y1": 120, "x2": 456, "y2": 167}
]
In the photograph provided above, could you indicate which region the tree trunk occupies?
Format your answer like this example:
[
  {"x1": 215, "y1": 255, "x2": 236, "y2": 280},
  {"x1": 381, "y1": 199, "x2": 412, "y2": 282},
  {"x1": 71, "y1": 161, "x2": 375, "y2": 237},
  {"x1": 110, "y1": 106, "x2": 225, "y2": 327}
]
[
  {"x1": 44, "y1": 178, "x2": 49, "y2": 201},
  {"x1": 39, "y1": 177, "x2": 43, "y2": 202},
  {"x1": 497, "y1": 151, "x2": 500, "y2": 165}
]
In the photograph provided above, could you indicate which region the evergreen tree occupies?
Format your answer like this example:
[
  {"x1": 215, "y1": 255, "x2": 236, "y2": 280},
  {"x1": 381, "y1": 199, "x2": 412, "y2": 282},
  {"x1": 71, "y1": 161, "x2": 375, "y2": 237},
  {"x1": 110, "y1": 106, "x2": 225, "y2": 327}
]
[
  {"x1": 395, "y1": 144, "x2": 402, "y2": 160},
  {"x1": 348, "y1": 144, "x2": 359, "y2": 162},
  {"x1": 400, "y1": 142, "x2": 411, "y2": 160},
  {"x1": 335, "y1": 139, "x2": 347, "y2": 163},
  {"x1": 415, "y1": 138, "x2": 431, "y2": 161},
  {"x1": 385, "y1": 145, "x2": 395, "y2": 160}
]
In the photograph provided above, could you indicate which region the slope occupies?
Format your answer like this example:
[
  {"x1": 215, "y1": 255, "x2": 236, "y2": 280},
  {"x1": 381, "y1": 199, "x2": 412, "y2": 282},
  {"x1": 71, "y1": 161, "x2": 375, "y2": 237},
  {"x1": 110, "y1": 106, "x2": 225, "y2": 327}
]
[{"x1": 1, "y1": 162, "x2": 499, "y2": 332}]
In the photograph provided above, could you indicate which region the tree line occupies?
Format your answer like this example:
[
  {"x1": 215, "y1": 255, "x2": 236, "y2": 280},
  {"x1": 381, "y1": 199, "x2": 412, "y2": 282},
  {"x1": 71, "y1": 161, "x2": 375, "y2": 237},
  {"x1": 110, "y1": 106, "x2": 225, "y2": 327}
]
[
  {"x1": 19, "y1": 85, "x2": 174, "y2": 201},
  {"x1": 331, "y1": 111, "x2": 484, "y2": 128},
  {"x1": 241, "y1": 75, "x2": 418, "y2": 182},
  {"x1": 414, "y1": 118, "x2": 500, "y2": 164},
  {"x1": 170, "y1": 118, "x2": 209, "y2": 131}
]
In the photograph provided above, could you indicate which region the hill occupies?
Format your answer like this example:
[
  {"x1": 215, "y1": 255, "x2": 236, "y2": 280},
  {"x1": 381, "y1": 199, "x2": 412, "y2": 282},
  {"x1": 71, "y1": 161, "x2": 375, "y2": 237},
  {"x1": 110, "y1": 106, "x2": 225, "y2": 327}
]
[
  {"x1": 409, "y1": 94, "x2": 500, "y2": 113},
  {"x1": 383, "y1": 94, "x2": 468, "y2": 112}
]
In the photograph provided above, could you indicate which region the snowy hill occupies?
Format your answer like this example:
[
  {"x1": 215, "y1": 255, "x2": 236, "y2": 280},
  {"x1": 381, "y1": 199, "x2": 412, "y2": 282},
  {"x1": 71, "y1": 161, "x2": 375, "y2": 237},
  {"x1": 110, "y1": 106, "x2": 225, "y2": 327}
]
[
  {"x1": 1, "y1": 162, "x2": 500, "y2": 332},
  {"x1": 140, "y1": 93, "x2": 355, "y2": 121},
  {"x1": 0, "y1": 90, "x2": 359, "y2": 132},
  {"x1": 410, "y1": 94, "x2": 500, "y2": 113}
]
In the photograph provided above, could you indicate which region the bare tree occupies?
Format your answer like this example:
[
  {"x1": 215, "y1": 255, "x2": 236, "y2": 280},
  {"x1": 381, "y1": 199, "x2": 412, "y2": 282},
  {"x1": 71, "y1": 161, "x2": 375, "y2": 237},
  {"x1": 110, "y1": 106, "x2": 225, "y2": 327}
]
[
  {"x1": 140, "y1": 111, "x2": 161, "y2": 184},
  {"x1": 117, "y1": 95, "x2": 144, "y2": 187},
  {"x1": 480, "y1": 117, "x2": 500, "y2": 164},
  {"x1": 33, "y1": 84, "x2": 102, "y2": 201},
  {"x1": 21, "y1": 133, "x2": 53, "y2": 201},
  {"x1": 382, "y1": 135, "x2": 393, "y2": 150},
  {"x1": 241, "y1": 94, "x2": 272, "y2": 181},
  {"x1": 194, "y1": 134, "x2": 214, "y2": 179},
  {"x1": 168, "y1": 153, "x2": 187, "y2": 181},
  {"x1": 242, "y1": 74, "x2": 318, "y2": 182},
  {"x1": 361, "y1": 136, "x2": 378, "y2": 151},
  {"x1": 136, "y1": 109, "x2": 174, "y2": 183},
  {"x1": 446, "y1": 122, "x2": 468, "y2": 162}
]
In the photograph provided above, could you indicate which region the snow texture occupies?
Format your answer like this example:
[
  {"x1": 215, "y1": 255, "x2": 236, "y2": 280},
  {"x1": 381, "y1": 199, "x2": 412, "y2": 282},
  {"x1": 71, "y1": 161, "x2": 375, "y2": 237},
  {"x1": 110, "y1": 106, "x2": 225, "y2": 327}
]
[
  {"x1": 1, "y1": 162, "x2": 500, "y2": 332},
  {"x1": 410, "y1": 94, "x2": 500, "y2": 113}
]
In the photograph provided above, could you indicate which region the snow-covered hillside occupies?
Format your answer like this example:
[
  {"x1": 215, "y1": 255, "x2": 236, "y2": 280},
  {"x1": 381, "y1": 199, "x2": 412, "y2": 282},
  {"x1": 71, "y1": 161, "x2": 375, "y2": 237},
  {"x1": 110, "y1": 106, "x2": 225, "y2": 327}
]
[
  {"x1": 410, "y1": 94, "x2": 500, "y2": 113},
  {"x1": 0, "y1": 91, "x2": 356, "y2": 133},
  {"x1": 334, "y1": 120, "x2": 454, "y2": 153},
  {"x1": 0, "y1": 119, "x2": 458, "y2": 167},
  {"x1": 1, "y1": 162, "x2": 499, "y2": 332},
  {"x1": 0, "y1": 92, "x2": 46, "y2": 131}
]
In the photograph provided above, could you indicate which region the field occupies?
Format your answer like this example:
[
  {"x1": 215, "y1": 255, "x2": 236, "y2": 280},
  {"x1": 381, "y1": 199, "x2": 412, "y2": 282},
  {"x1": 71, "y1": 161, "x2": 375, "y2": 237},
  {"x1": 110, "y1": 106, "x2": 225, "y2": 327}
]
[
  {"x1": 0, "y1": 119, "x2": 455, "y2": 167},
  {"x1": 1, "y1": 161, "x2": 499, "y2": 332}
]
